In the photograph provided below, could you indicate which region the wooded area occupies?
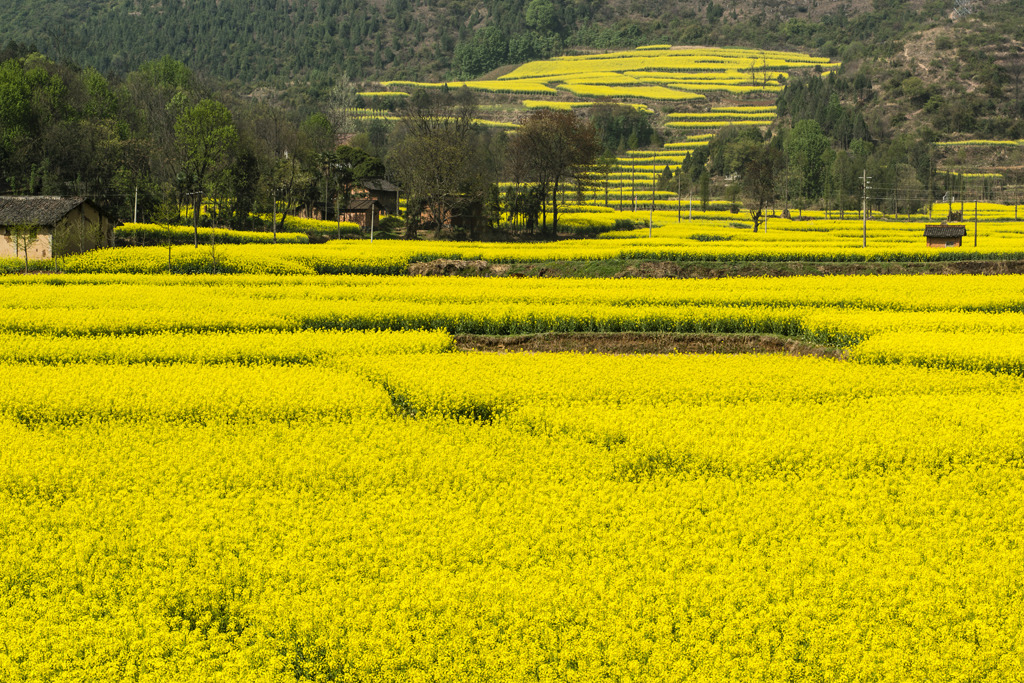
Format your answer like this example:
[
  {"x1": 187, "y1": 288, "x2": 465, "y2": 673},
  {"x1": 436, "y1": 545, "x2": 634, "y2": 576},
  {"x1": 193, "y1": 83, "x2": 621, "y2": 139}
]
[{"x1": 2, "y1": 0, "x2": 1023, "y2": 238}]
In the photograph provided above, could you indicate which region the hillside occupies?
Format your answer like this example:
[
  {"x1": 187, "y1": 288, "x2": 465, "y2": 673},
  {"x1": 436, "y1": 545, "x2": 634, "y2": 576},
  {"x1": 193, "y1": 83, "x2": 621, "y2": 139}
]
[
  {"x1": 0, "y1": 0, "x2": 932, "y2": 85},
  {"x1": 841, "y1": 1, "x2": 1024, "y2": 182}
]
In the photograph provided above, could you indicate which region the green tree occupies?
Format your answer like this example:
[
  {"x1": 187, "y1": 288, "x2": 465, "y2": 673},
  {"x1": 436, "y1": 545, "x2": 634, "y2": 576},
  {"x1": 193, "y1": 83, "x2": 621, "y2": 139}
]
[
  {"x1": 830, "y1": 150, "x2": 861, "y2": 219},
  {"x1": 229, "y1": 150, "x2": 261, "y2": 230},
  {"x1": 173, "y1": 98, "x2": 238, "y2": 244},
  {"x1": 784, "y1": 119, "x2": 832, "y2": 200},
  {"x1": 525, "y1": 0, "x2": 559, "y2": 32},
  {"x1": 8, "y1": 224, "x2": 38, "y2": 273},
  {"x1": 387, "y1": 89, "x2": 485, "y2": 239},
  {"x1": 739, "y1": 144, "x2": 783, "y2": 232},
  {"x1": 0, "y1": 59, "x2": 33, "y2": 185},
  {"x1": 453, "y1": 27, "x2": 508, "y2": 78}
]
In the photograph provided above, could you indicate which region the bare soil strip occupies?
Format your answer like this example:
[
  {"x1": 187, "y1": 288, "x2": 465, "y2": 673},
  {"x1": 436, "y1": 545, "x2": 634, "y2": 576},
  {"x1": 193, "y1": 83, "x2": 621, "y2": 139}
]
[
  {"x1": 409, "y1": 259, "x2": 1024, "y2": 279},
  {"x1": 455, "y1": 332, "x2": 845, "y2": 357}
]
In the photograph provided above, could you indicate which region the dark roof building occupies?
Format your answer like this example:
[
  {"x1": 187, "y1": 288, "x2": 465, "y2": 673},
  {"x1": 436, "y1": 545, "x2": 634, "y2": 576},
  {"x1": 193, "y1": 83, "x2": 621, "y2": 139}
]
[
  {"x1": 360, "y1": 179, "x2": 400, "y2": 194},
  {"x1": 340, "y1": 198, "x2": 386, "y2": 229},
  {"x1": 357, "y1": 178, "x2": 400, "y2": 214},
  {"x1": 924, "y1": 223, "x2": 967, "y2": 248},
  {"x1": 0, "y1": 196, "x2": 115, "y2": 259},
  {"x1": 0, "y1": 196, "x2": 97, "y2": 227},
  {"x1": 348, "y1": 198, "x2": 384, "y2": 212}
]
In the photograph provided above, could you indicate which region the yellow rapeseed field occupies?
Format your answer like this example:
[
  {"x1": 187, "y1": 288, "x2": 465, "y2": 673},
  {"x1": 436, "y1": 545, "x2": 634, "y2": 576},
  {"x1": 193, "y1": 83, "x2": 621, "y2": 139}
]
[
  {"x1": 30, "y1": 210, "x2": 1024, "y2": 277},
  {"x1": 2, "y1": 272, "x2": 1024, "y2": 680}
]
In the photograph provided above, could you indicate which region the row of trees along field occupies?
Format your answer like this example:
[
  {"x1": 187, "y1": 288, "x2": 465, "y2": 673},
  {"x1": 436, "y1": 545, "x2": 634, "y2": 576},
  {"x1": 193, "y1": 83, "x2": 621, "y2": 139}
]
[
  {"x1": 0, "y1": 51, "x2": 609, "y2": 238},
  {"x1": 0, "y1": 50, "x2": 615, "y2": 238},
  {"x1": 2, "y1": 46, "x2": 1022, "y2": 240},
  {"x1": 0, "y1": 51, "x2": 396, "y2": 233}
]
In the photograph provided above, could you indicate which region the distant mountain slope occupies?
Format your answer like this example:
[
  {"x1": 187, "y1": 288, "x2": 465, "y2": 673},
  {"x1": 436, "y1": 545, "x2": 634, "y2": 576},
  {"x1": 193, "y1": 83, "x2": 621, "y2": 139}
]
[{"x1": 0, "y1": 0, "x2": 932, "y2": 85}]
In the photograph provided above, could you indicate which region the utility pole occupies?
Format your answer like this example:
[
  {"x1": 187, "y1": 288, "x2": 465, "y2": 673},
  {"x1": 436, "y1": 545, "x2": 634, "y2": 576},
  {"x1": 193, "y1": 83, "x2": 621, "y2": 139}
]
[
  {"x1": 133, "y1": 186, "x2": 138, "y2": 223},
  {"x1": 862, "y1": 169, "x2": 870, "y2": 248},
  {"x1": 649, "y1": 174, "x2": 654, "y2": 238},
  {"x1": 184, "y1": 190, "x2": 201, "y2": 248},
  {"x1": 271, "y1": 188, "x2": 278, "y2": 243},
  {"x1": 974, "y1": 199, "x2": 978, "y2": 247},
  {"x1": 677, "y1": 169, "x2": 681, "y2": 222}
]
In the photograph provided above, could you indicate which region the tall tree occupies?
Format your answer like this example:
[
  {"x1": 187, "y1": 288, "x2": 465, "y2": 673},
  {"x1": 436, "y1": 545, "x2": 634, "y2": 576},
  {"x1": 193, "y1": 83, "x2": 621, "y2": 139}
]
[
  {"x1": 739, "y1": 143, "x2": 783, "y2": 232},
  {"x1": 508, "y1": 109, "x2": 599, "y2": 235},
  {"x1": 387, "y1": 89, "x2": 485, "y2": 238},
  {"x1": 173, "y1": 97, "x2": 238, "y2": 242},
  {"x1": 784, "y1": 119, "x2": 832, "y2": 201}
]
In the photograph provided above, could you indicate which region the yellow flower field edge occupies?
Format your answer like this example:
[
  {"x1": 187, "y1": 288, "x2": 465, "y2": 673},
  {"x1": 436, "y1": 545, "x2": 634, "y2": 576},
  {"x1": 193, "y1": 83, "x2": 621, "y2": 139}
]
[
  {"x1": 3, "y1": 350, "x2": 1024, "y2": 679},
  {"x1": 849, "y1": 330, "x2": 1024, "y2": 375},
  {"x1": 0, "y1": 329, "x2": 456, "y2": 365},
  {"x1": 4, "y1": 274, "x2": 1024, "y2": 376},
  {"x1": 40, "y1": 242, "x2": 1024, "y2": 276},
  {"x1": 115, "y1": 223, "x2": 309, "y2": 246}
]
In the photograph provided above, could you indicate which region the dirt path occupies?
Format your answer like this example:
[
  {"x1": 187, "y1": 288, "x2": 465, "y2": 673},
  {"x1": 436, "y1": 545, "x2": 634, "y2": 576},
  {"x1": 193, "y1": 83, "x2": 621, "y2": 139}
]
[
  {"x1": 456, "y1": 332, "x2": 845, "y2": 357},
  {"x1": 410, "y1": 258, "x2": 1024, "y2": 279}
]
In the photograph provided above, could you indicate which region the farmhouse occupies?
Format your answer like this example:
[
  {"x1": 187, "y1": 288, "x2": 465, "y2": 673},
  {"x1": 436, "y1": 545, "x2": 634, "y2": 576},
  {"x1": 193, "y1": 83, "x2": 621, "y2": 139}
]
[
  {"x1": 923, "y1": 223, "x2": 967, "y2": 248},
  {"x1": 340, "y1": 198, "x2": 386, "y2": 228},
  {"x1": 356, "y1": 178, "x2": 400, "y2": 215},
  {"x1": 0, "y1": 196, "x2": 115, "y2": 259}
]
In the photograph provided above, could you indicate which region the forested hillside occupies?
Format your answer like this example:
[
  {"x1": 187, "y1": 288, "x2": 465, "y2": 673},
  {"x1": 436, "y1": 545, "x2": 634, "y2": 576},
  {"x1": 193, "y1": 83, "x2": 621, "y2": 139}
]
[
  {"x1": 3, "y1": 0, "x2": 1024, "y2": 234},
  {"x1": 0, "y1": 0, "x2": 932, "y2": 85}
]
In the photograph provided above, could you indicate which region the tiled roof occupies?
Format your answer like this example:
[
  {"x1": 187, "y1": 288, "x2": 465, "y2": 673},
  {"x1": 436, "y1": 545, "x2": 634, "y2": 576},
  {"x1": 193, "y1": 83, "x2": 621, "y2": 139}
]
[
  {"x1": 360, "y1": 178, "x2": 400, "y2": 193},
  {"x1": 347, "y1": 198, "x2": 384, "y2": 210},
  {"x1": 0, "y1": 196, "x2": 89, "y2": 227},
  {"x1": 924, "y1": 224, "x2": 967, "y2": 238}
]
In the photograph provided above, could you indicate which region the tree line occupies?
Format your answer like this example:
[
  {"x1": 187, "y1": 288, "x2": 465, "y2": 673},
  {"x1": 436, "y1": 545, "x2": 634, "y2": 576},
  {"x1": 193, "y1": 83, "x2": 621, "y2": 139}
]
[
  {"x1": 0, "y1": 52, "x2": 612, "y2": 238},
  {"x1": 3, "y1": 48, "x2": 1019, "y2": 243}
]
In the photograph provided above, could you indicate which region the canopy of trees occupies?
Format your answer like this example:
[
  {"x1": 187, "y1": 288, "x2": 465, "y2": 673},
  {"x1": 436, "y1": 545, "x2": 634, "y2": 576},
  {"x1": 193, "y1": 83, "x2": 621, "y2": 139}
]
[
  {"x1": 6, "y1": 0, "x2": 1023, "y2": 85},
  {"x1": 507, "y1": 109, "x2": 600, "y2": 235}
]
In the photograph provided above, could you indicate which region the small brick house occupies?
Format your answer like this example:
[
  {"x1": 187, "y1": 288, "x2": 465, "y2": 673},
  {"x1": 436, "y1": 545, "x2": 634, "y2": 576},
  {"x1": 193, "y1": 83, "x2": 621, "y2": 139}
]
[
  {"x1": 924, "y1": 223, "x2": 967, "y2": 248},
  {"x1": 339, "y1": 198, "x2": 386, "y2": 228},
  {"x1": 356, "y1": 179, "x2": 400, "y2": 215},
  {"x1": 0, "y1": 196, "x2": 114, "y2": 259}
]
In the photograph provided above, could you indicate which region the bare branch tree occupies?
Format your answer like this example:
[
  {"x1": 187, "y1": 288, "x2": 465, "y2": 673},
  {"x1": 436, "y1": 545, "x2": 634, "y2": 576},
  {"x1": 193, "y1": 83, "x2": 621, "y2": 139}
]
[
  {"x1": 387, "y1": 89, "x2": 486, "y2": 239},
  {"x1": 508, "y1": 110, "x2": 600, "y2": 236}
]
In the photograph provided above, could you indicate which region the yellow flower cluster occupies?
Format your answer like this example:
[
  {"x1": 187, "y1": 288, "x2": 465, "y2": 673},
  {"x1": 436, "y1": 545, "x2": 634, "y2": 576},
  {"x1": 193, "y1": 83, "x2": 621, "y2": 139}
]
[
  {"x1": 935, "y1": 139, "x2": 1024, "y2": 146},
  {"x1": 0, "y1": 329, "x2": 455, "y2": 365},
  {"x1": 3, "y1": 310, "x2": 1024, "y2": 678},
  {"x1": 380, "y1": 79, "x2": 558, "y2": 94},
  {"x1": 556, "y1": 83, "x2": 706, "y2": 101},
  {"x1": 849, "y1": 330, "x2": 1024, "y2": 374},
  {"x1": 500, "y1": 47, "x2": 836, "y2": 81},
  {"x1": 667, "y1": 111, "x2": 776, "y2": 120},
  {"x1": 4, "y1": 274, "x2": 1024, "y2": 370},
  {"x1": 32, "y1": 211, "x2": 1024, "y2": 276},
  {"x1": 373, "y1": 45, "x2": 832, "y2": 135},
  {"x1": 116, "y1": 223, "x2": 310, "y2": 245}
]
